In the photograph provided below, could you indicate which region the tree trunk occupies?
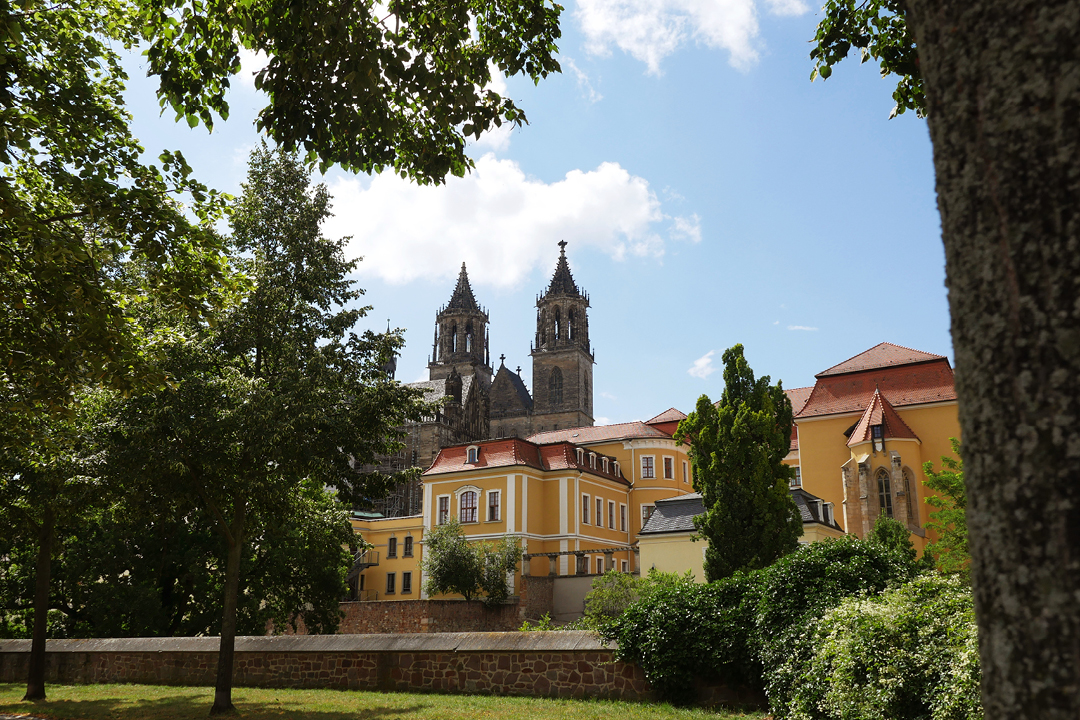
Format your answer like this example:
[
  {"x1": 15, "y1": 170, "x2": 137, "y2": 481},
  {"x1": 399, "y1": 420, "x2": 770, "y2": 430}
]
[
  {"x1": 210, "y1": 500, "x2": 245, "y2": 716},
  {"x1": 906, "y1": 2, "x2": 1080, "y2": 717},
  {"x1": 23, "y1": 506, "x2": 54, "y2": 701}
]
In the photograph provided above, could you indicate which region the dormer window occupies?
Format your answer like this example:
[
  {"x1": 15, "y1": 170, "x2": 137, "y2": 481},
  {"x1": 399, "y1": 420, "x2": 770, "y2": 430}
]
[
  {"x1": 872, "y1": 425, "x2": 884, "y2": 452},
  {"x1": 576, "y1": 448, "x2": 584, "y2": 465},
  {"x1": 823, "y1": 503, "x2": 834, "y2": 525},
  {"x1": 589, "y1": 452, "x2": 596, "y2": 469},
  {"x1": 602, "y1": 457, "x2": 609, "y2": 473},
  {"x1": 467, "y1": 445, "x2": 479, "y2": 464},
  {"x1": 613, "y1": 461, "x2": 620, "y2": 476}
]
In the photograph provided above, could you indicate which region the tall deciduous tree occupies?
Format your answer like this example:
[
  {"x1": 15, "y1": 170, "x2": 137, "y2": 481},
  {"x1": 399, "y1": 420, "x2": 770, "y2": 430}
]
[
  {"x1": 107, "y1": 145, "x2": 426, "y2": 714},
  {"x1": 421, "y1": 518, "x2": 522, "y2": 605},
  {"x1": 675, "y1": 345, "x2": 802, "y2": 582},
  {"x1": 812, "y1": 4, "x2": 1080, "y2": 717}
]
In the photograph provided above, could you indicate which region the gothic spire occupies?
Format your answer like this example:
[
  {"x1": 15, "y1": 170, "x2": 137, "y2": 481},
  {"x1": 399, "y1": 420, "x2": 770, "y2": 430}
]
[
  {"x1": 446, "y1": 262, "x2": 480, "y2": 311},
  {"x1": 543, "y1": 241, "x2": 581, "y2": 298}
]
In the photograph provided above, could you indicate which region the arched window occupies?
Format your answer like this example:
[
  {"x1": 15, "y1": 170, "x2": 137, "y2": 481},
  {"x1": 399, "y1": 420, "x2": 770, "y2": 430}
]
[
  {"x1": 877, "y1": 468, "x2": 894, "y2": 517},
  {"x1": 460, "y1": 491, "x2": 478, "y2": 523},
  {"x1": 903, "y1": 467, "x2": 919, "y2": 525},
  {"x1": 568, "y1": 309, "x2": 576, "y2": 340},
  {"x1": 450, "y1": 324, "x2": 457, "y2": 352},
  {"x1": 549, "y1": 367, "x2": 564, "y2": 405},
  {"x1": 554, "y1": 307, "x2": 561, "y2": 340},
  {"x1": 465, "y1": 322, "x2": 473, "y2": 352}
]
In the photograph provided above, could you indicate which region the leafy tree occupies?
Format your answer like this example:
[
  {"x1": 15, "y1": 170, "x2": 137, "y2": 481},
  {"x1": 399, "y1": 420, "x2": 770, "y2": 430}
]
[
  {"x1": 675, "y1": 344, "x2": 802, "y2": 581},
  {"x1": 103, "y1": 145, "x2": 425, "y2": 714},
  {"x1": 923, "y1": 439, "x2": 968, "y2": 578},
  {"x1": 868, "y1": 513, "x2": 919, "y2": 565},
  {"x1": 810, "y1": 6, "x2": 1080, "y2": 715},
  {"x1": 421, "y1": 518, "x2": 522, "y2": 605},
  {"x1": 582, "y1": 568, "x2": 694, "y2": 625}
]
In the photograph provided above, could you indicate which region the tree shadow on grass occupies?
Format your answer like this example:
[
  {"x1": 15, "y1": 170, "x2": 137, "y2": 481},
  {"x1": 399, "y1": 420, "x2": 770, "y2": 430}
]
[{"x1": 0, "y1": 685, "x2": 432, "y2": 720}]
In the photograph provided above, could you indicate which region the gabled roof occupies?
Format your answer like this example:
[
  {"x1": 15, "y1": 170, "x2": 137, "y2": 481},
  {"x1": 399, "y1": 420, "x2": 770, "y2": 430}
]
[
  {"x1": 541, "y1": 242, "x2": 582, "y2": 298},
  {"x1": 526, "y1": 421, "x2": 670, "y2": 446},
  {"x1": 797, "y1": 354, "x2": 956, "y2": 419},
  {"x1": 490, "y1": 362, "x2": 533, "y2": 416},
  {"x1": 785, "y1": 386, "x2": 813, "y2": 415},
  {"x1": 405, "y1": 374, "x2": 475, "y2": 404},
  {"x1": 846, "y1": 389, "x2": 920, "y2": 446},
  {"x1": 639, "y1": 493, "x2": 704, "y2": 535},
  {"x1": 790, "y1": 488, "x2": 843, "y2": 530},
  {"x1": 423, "y1": 438, "x2": 629, "y2": 485},
  {"x1": 816, "y1": 342, "x2": 947, "y2": 378},
  {"x1": 444, "y1": 262, "x2": 480, "y2": 312},
  {"x1": 645, "y1": 408, "x2": 687, "y2": 425}
]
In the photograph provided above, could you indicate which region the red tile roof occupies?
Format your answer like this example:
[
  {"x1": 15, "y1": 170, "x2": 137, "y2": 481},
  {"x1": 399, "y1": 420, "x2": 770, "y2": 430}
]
[
  {"x1": 645, "y1": 408, "x2": 687, "y2": 425},
  {"x1": 423, "y1": 437, "x2": 629, "y2": 485},
  {"x1": 846, "y1": 390, "x2": 920, "y2": 446},
  {"x1": 785, "y1": 386, "x2": 813, "y2": 415},
  {"x1": 797, "y1": 360, "x2": 957, "y2": 418},
  {"x1": 526, "y1": 421, "x2": 670, "y2": 445},
  {"x1": 816, "y1": 342, "x2": 948, "y2": 378}
]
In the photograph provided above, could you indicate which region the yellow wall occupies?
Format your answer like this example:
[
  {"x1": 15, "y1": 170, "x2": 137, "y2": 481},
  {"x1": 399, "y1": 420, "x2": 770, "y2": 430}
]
[
  {"x1": 637, "y1": 532, "x2": 707, "y2": 582},
  {"x1": 349, "y1": 515, "x2": 424, "y2": 601}
]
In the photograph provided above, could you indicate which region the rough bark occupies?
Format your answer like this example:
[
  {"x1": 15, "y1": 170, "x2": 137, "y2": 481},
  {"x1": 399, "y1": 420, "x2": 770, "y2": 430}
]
[
  {"x1": 906, "y1": 2, "x2": 1080, "y2": 717},
  {"x1": 210, "y1": 501, "x2": 245, "y2": 716},
  {"x1": 23, "y1": 507, "x2": 54, "y2": 701}
]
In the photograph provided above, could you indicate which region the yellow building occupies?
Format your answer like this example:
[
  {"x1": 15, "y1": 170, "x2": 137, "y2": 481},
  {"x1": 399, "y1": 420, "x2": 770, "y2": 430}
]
[
  {"x1": 787, "y1": 342, "x2": 960, "y2": 554},
  {"x1": 349, "y1": 342, "x2": 958, "y2": 603}
]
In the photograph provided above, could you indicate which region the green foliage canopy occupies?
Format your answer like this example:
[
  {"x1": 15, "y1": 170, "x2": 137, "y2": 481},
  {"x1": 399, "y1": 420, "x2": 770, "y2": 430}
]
[
  {"x1": 674, "y1": 344, "x2": 802, "y2": 581},
  {"x1": 810, "y1": 0, "x2": 923, "y2": 118},
  {"x1": 923, "y1": 439, "x2": 969, "y2": 578},
  {"x1": 420, "y1": 517, "x2": 522, "y2": 605}
]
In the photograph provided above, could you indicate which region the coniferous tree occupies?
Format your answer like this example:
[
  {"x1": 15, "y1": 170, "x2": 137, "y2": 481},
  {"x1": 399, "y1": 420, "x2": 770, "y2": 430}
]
[{"x1": 675, "y1": 344, "x2": 802, "y2": 581}]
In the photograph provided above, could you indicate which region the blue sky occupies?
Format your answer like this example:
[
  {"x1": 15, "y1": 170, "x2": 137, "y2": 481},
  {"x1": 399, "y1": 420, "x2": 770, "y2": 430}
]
[{"x1": 122, "y1": 0, "x2": 949, "y2": 424}]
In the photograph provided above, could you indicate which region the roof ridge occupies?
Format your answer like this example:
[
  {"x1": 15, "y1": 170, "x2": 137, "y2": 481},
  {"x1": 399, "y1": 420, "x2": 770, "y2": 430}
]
[{"x1": 816, "y1": 342, "x2": 946, "y2": 378}]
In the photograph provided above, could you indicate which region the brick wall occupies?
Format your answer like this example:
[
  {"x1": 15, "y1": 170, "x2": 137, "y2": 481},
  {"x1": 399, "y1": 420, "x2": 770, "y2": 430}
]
[
  {"x1": 0, "y1": 634, "x2": 764, "y2": 707},
  {"x1": 335, "y1": 599, "x2": 526, "y2": 634}
]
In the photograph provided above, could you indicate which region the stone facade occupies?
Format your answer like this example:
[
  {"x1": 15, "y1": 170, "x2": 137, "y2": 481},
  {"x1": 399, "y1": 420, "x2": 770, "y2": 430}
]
[
  {"x1": 0, "y1": 634, "x2": 764, "y2": 706},
  {"x1": 375, "y1": 244, "x2": 596, "y2": 517}
]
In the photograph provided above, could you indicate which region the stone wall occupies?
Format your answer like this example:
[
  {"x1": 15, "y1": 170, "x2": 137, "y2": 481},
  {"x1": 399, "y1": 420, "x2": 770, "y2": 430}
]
[
  {"x1": 335, "y1": 600, "x2": 526, "y2": 634},
  {"x1": 0, "y1": 633, "x2": 764, "y2": 707}
]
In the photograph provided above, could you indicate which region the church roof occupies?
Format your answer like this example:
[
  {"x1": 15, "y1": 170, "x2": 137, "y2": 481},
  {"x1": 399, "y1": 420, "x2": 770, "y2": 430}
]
[
  {"x1": 846, "y1": 389, "x2": 920, "y2": 446},
  {"x1": 542, "y1": 242, "x2": 582, "y2": 298},
  {"x1": 527, "y1": 421, "x2": 670, "y2": 446},
  {"x1": 816, "y1": 342, "x2": 947, "y2": 378},
  {"x1": 444, "y1": 262, "x2": 481, "y2": 312},
  {"x1": 491, "y1": 362, "x2": 533, "y2": 415},
  {"x1": 405, "y1": 374, "x2": 475, "y2": 404}
]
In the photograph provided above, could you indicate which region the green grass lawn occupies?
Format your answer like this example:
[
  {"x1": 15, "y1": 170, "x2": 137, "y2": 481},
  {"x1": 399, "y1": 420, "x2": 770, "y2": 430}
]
[{"x1": 0, "y1": 684, "x2": 766, "y2": 720}]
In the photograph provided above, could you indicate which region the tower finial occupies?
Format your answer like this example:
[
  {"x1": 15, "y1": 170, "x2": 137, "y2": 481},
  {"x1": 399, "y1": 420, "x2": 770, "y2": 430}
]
[{"x1": 558, "y1": 240, "x2": 567, "y2": 254}]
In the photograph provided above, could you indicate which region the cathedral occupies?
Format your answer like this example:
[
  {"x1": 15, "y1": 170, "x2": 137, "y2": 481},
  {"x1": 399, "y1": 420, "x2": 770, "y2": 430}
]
[{"x1": 370, "y1": 242, "x2": 596, "y2": 517}]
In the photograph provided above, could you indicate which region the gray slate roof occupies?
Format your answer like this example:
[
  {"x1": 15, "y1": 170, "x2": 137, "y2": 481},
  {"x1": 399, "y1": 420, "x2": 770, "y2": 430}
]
[
  {"x1": 639, "y1": 493, "x2": 704, "y2": 535},
  {"x1": 405, "y1": 375, "x2": 475, "y2": 404},
  {"x1": 790, "y1": 487, "x2": 843, "y2": 530}
]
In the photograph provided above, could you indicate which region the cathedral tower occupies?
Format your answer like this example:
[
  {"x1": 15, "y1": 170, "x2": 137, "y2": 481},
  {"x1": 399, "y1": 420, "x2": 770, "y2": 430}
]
[
  {"x1": 530, "y1": 242, "x2": 595, "y2": 430},
  {"x1": 429, "y1": 263, "x2": 492, "y2": 387}
]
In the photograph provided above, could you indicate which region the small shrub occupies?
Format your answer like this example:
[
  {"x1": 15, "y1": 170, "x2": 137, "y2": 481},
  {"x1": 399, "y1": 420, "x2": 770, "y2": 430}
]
[{"x1": 773, "y1": 574, "x2": 981, "y2": 720}]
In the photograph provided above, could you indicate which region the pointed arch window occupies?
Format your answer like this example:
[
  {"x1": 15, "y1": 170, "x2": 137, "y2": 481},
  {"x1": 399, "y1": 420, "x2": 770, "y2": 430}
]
[
  {"x1": 554, "y1": 307, "x2": 561, "y2": 340},
  {"x1": 549, "y1": 367, "x2": 564, "y2": 405},
  {"x1": 903, "y1": 467, "x2": 919, "y2": 525},
  {"x1": 877, "y1": 468, "x2": 894, "y2": 518},
  {"x1": 450, "y1": 324, "x2": 457, "y2": 352},
  {"x1": 568, "y1": 309, "x2": 576, "y2": 340},
  {"x1": 465, "y1": 321, "x2": 473, "y2": 352}
]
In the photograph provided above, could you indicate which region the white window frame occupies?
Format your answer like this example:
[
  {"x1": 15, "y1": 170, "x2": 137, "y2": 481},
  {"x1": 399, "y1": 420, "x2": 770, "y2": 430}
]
[
  {"x1": 466, "y1": 445, "x2": 480, "y2": 463},
  {"x1": 663, "y1": 456, "x2": 674, "y2": 479},
  {"x1": 595, "y1": 556, "x2": 604, "y2": 574},
  {"x1": 619, "y1": 503, "x2": 627, "y2": 532},
  {"x1": 589, "y1": 452, "x2": 596, "y2": 469},
  {"x1": 437, "y1": 495, "x2": 451, "y2": 525},
  {"x1": 682, "y1": 461, "x2": 689, "y2": 484},
  {"x1": 613, "y1": 461, "x2": 620, "y2": 476},
  {"x1": 486, "y1": 489, "x2": 501, "y2": 522},
  {"x1": 640, "y1": 455, "x2": 656, "y2": 479},
  {"x1": 621, "y1": 559, "x2": 628, "y2": 572},
  {"x1": 582, "y1": 493, "x2": 590, "y2": 524},
  {"x1": 596, "y1": 497, "x2": 603, "y2": 527},
  {"x1": 459, "y1": 490, "x2": 479, "y2": 523},
  {"x1": 602, "y1": 457, "x2": 609, "y2": 473},
  {"x1": 608, "y1": 500, "x2": 616, "y2": 529},
  {"x1": 790, "y1": 466, "x2": 802, "y2": 488},
  {"x1": 641, "y1": 504, "x2": 655, "y2": 528},
  {"x1": 576, "y1": 448, "x2": 584, "y2": 464}
]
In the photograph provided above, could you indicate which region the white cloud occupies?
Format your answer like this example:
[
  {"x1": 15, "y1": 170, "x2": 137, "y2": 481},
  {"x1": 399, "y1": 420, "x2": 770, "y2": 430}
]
[
  {"x1": 670, "y1": 213, "x2": 702, "y2": 243},
  {"x1": 324, "y1": 154, "x2": 697, "y2": 287},
  {"x1": 237, "y1": 47, "x2": 271, "y2": 87},
  {"x1": 574, "y1": 0, "x2": 809, "y2": 73},
  {"x1": 600, "y1": 391, "x2": 618, "y2": 401},
  {"x1": 788, "y1": 325, "x2": 819, "y2": 331},
  {"x1": 688, "y1": 350, "x2": 717, "y2": 379},
  {"x1": 594, "y1": 416, "x2": 612, "y2": 425},
  {"x1": 565, "y1": 58, "x2": 603, "y2": 103}
]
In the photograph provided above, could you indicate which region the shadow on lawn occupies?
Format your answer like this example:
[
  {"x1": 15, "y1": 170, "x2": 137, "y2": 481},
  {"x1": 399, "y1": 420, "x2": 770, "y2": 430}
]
[{"x1": 0, "y1": 685, "x2": 432, "y2": 720}]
